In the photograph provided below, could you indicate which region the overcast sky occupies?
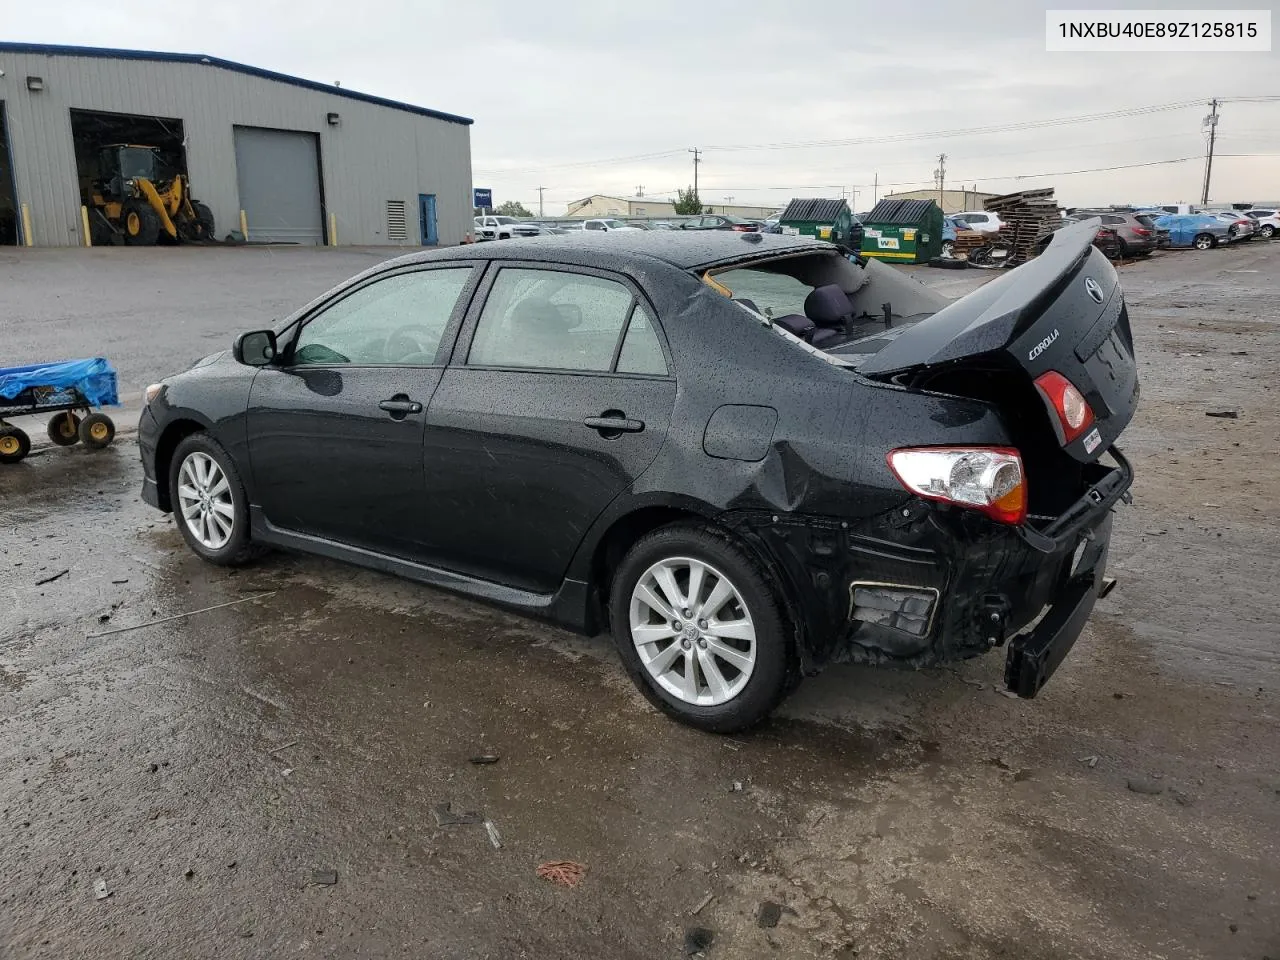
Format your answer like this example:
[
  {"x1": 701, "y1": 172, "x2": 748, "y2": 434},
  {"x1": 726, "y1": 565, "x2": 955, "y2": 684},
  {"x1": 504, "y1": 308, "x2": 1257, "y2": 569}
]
[{"x1": 8, "y1": 0, "x2": 1278, "y2": 212}]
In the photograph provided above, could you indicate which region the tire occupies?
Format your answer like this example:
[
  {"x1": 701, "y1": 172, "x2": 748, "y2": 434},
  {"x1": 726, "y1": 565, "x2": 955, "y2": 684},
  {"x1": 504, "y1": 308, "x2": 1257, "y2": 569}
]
[
  {"x1": 168, "y1": 433, "x2": 259, "y2": 566},
  {"x1": 78, "y1": 413, "x2": 115, "y2": 449},
  {"x1": 122, "y1": 201, "x2": 161, "y2": 246},
  {"x1": 89, "y1": 213, "x2": 116, "y2": 247},
  {"x1": 609, "y1": 523, "x2": 793, "y2": 733},
  {"x1": 1193, "y1": 233, "x2": 1215, "y2": 250},
  {"x1": 0, "y1": 426, "x2": 31, "y2": 464},
  {"x1": 47, "y1": 412, "x2": 81, "y2": 445},
  {"x1": 192, "y1": 202, "x2": 215, "y2": 241},
  {"x1": 1261, "y1": 224, "x2": 1275, "y2": 239},
  {"x1": 1116, "y1": 239, "x2": 1129, "y2": 259}
]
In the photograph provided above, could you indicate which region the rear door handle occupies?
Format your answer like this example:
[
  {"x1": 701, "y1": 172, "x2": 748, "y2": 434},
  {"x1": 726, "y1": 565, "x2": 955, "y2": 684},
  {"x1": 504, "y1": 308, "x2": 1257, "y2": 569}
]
[
  {"x1": 379, "y1": 397, "x2": 422, "y2": 418},
  {"x1": 583, "y1": 415, "x2": 644, "y2": 435}
]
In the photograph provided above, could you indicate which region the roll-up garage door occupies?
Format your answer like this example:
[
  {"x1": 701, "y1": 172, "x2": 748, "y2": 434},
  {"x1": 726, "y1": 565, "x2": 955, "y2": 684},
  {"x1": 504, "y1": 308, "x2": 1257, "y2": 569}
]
[{"x1": 233, "y1": 126, "x2": 324, "y2": 244}]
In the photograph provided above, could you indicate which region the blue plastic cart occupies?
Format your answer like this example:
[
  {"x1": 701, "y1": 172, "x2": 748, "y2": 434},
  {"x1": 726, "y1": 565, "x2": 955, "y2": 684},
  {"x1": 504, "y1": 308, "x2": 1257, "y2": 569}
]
[{"x1": 0, "y1": 358, "x2": 120, "y2": 464}]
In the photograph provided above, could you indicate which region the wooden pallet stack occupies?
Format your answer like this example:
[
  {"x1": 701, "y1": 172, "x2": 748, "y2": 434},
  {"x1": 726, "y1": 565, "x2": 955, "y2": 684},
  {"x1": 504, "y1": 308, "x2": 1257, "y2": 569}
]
[
  {"x1": 950, "y1": 230, "x2": 988, "y2": 257},
  {"x1": 983, "y1": 188, "x2": 1059, "y2": 261}
]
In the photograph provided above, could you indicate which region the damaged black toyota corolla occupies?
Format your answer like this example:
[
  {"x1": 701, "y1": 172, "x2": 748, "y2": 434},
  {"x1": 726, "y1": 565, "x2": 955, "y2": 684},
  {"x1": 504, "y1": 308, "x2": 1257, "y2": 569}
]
[{"x1": 139, "y1": 219, "x2": 1137, "y2": 732}]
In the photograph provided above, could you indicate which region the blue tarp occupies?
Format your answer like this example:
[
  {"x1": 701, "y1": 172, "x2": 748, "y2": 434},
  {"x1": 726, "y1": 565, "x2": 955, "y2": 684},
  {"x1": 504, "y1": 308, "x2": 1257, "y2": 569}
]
[{"x1": 0, "y1": 358, "x2": 120, "y2": 407}]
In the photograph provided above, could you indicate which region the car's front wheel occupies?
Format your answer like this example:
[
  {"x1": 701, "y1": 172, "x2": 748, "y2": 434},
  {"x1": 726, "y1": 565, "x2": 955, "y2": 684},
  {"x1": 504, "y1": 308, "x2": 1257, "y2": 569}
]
[
  {"x1": 610, "y1": 524, "x2": 792, "y2": 733},
  {"x1": 1261, "y1": 224, "x2": 1276, "y2": 239},
  {"x1": 1193, "y1": 233, "x2": 1216, "y2": 250},
  {"x1": 169, "y1": 433, "x2": 259, "y2": 566}
]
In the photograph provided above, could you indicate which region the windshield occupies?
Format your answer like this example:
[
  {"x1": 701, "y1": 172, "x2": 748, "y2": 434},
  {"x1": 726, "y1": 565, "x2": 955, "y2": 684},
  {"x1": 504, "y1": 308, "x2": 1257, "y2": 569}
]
[
  {"x1": 494, "y1": 216, "x2": 516, "y2": 224},
  {"x1": 118, "y1": 147, "x2": 158, "y2": 180},
  {"x1": 602, "y1": 219, "x2": 627, "y2": 229}
]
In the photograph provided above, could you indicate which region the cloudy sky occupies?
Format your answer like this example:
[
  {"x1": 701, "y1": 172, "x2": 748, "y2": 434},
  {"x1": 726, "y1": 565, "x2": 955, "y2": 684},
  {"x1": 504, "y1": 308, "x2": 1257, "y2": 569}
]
[{"x1": 8, "y1": 0, "x2": 1278, "y2": 212}]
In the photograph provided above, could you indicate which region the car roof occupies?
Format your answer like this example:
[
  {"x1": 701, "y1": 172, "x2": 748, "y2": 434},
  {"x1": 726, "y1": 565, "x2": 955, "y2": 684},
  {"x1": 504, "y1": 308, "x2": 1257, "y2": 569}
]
[{"x1": 383, "y1": 231, "x2": 834, "y2": 272}]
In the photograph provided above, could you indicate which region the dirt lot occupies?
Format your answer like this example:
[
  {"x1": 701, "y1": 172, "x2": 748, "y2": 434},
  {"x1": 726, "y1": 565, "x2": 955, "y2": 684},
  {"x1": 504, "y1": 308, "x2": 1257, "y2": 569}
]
[{"x1": 2, "y1": 243, "x2": 1277, "y2": 959}]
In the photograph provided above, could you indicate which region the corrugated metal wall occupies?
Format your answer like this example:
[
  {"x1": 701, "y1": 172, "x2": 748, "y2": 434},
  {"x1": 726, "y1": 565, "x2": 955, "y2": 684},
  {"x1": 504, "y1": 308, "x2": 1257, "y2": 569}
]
[{"x1": 0, "y1": 51, "x2": 472, "y2": 246}]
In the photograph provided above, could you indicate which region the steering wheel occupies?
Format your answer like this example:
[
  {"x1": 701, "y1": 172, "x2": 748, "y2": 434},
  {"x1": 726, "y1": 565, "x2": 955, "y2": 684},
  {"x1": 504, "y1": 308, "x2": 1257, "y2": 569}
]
[{"x1": 383, "y1": 325, "x2": 438, "y2": 362}]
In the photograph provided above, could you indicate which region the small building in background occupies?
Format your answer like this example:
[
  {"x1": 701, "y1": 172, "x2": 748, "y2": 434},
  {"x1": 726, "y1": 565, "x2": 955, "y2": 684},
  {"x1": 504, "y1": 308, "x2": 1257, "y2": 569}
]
[
  {"x1": 0, "y1": 42, "x2": 474, "y2": 246},
  {"x1": 880, "y1": 188, "x2": 999, "y2": 215},
  {"x1": 564, "y1": 194, "x2": 779, "y2": 220}
]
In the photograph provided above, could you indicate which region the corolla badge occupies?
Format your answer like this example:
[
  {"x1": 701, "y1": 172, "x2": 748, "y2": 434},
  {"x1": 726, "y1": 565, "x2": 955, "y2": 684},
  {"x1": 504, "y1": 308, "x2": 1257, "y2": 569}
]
[{"x1": 1084, "y1": 277, "x2": 1105, "y2": 304}]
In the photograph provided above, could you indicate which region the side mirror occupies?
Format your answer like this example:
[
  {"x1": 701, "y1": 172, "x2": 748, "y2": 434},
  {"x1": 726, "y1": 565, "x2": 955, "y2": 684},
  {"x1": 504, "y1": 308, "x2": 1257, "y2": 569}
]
[{"x1": 233, "y1": 330, "x2": 278, "y2": 366}]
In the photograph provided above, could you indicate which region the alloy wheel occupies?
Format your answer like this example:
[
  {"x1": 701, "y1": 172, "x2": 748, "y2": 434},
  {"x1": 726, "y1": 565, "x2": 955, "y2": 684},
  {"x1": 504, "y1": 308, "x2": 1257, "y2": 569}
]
[
  {"x1": 629, "y1": 556, "x2": 756, "y2": 706},
  {"x1": 177, "y1": 451, "x2": 235, "y2": 550}
]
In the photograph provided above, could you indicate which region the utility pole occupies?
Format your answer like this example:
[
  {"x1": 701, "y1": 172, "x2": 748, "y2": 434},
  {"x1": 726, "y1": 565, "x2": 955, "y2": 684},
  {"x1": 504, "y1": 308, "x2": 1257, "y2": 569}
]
[
  {"x1": 873, "y1": 172, "x2": 878, "y2": 206},
  {"x1": 934, "y1": 153, "x2": 947, "y2": 206},
  {"x1": 536, "y1": 186, "x2": 545, "y2": 218},
  {"x1": 635, "y1": 185, "x2": 645, "y2": 197},
  {"x1": 1201, "y1": 99, "x2": 1220, "y2": 205},
  {"x1": 689, "y1": 147, "x2": 702, "y2": 197}
]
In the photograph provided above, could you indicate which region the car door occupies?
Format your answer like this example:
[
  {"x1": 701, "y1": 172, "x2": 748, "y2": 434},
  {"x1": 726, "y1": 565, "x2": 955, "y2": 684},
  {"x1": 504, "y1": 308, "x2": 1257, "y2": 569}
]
[
  {"x1": 246, "y1": 264, "x2": 480, "y2": 557},
  {"x1": 421, "y1": 263, "x2": 676, "y2": 592}
]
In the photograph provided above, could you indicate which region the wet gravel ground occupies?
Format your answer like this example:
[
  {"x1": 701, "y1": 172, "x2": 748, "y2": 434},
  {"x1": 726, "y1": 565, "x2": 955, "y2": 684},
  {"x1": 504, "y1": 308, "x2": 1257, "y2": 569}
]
[{"x1": 2, "y1": 243, "x2": 1278, "y2": 959}]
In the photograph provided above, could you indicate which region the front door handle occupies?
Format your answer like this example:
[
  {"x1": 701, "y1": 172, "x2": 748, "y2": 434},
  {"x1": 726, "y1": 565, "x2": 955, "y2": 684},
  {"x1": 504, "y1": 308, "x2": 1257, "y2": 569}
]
[
  {"x1": 379, "y1": 396, "x2": 422, "y2": 419},
  {"x1": 583, "y1": 413, "x2": 644, "y2": 437}
]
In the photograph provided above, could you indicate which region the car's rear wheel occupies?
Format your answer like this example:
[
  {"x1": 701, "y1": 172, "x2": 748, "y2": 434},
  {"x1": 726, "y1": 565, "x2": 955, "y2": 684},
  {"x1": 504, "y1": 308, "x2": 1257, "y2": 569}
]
[
  {"x1": 609, "y1": 524, "x2": 792, "y2": 733},
  {"x1": 1194, "y1": 233, "x2": 1215, "y2": 250},
  {"x1": 169, "y1": 433, "x2": 259, "y2": 566}
]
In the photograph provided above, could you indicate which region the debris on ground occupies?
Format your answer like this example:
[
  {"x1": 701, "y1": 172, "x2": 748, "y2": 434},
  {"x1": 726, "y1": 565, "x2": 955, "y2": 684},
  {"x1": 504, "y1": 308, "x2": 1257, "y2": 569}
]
[
  {"x1": 1127, "y1": 777, "x2": 1165, "y2": 796},
  {"x1": 266, "y1": 740, "x2": 298, "y2": 755},
  {"x1": 36, "y1": 569, "x2": 70, "y2": 586},
  {"x1": 536, "y1": 860, "x2": 587, "y2": 888},
  {"x1": 310, "y1": 869, "x2": 338, "y2": 886},
  {"x1": 729, "y1": 781, "x2": 743, "y2": 793},
  {"x1": 470, "y1": 754, "x2": 500, "y2": 765},
  {"x1": 184, "y1": 868, "x2": 195, "y2": 880},
  {"x1": 433, "y1": 802, "x2": 484, "y2": 827},
  {"x1": 86, "y1": 592, "x2": 277, "y2": 638},
  {"x1": 484, "y1": 820, "x2": 502, "y2": 850},
  {"x1": 1078, "y1": 755, "x2": 1100, "y2": 768},
  {"x1": 94, "y1": 878, "x2": 109, "y2": 900},
  {"x1": 757, "y1": 901, "x2": 784, "y2": 928},
  {"x1": 684, "y1": 926, "x2": 715, "y2": 955},
  {"x1": 1170, "y1": 788, "x2": 1195, "y2": 806},
  {"x1": 1205, "y1": 411, "x2": 1239, "y2": 419},
  {"x1": 691, "y1": 892, "x2": 715, "y2": 915},
  {"x1": 110, "y1": 578, "x2": 129, "y2": 585}
]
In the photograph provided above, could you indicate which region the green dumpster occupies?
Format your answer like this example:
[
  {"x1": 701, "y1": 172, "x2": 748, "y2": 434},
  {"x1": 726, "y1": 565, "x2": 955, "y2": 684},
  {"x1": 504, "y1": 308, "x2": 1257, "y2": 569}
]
[
  {"x1": 860, "y1": 199, "x2": 943, "y2": 263},
  {"x1": 778, "y1": 198, "x2": 855, "y2": 246}
]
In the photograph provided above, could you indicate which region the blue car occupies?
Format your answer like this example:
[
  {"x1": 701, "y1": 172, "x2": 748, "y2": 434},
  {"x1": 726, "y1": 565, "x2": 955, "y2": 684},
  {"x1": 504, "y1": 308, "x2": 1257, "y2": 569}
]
[{"x1": 1153, "y1": 214, "x2": 1232, "y2": 250}]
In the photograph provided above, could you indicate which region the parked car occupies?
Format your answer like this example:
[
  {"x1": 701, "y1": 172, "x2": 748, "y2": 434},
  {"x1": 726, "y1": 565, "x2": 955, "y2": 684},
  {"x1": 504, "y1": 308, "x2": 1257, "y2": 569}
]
[
  {"x1": 648, "y1": 221, "x2": 679, "y2": 231},
  {"x1": 139, "y1": 224, "x2": 1136, "y2": 732},
  {"x1": 951, "y1": 210, "x2": 1005, "y2": 234},
  {"x1": 1070, "y1": 211, "x2": 1159, "y2": 257},
  {"x1": 760, "y1": 218, "x2": 782, "y2": 234},
  {"x1": 940, "y1": 216, "x2": 976, "y2": 257},
  {"x1": 474, "y1": 215, "x2": 531, "y2": 241},
  {"x1": 581, "y1": 218, "x2": 642, "y2": 232},
  {"x1": 680, "y1": 215, "x2": 759, "y2": 232},
  {"x1": 1214, "y1": 212, "x2": 1256, "y2": 242},
  {"x1": 1152, "y1": 214, "x2": 1233, "y2": 249},
  {"x1": 1034, "y1": 216, "x2": 1122, "y2": 259},
  {"x1": 1244, "y1": 209, "x2": 1279, "y2": 239}
]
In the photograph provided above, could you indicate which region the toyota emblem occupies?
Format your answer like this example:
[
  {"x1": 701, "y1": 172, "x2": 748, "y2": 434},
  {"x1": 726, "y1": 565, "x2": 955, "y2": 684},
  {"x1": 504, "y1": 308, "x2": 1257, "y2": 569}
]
[{"x1": 1084, "y1": 277, "x2": 1105, "y2": 304}]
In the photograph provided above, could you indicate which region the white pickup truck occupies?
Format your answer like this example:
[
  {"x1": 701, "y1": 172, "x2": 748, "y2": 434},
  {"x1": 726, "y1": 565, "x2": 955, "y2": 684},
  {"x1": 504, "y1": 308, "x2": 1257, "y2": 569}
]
[{"x1": 473, "y1": 215, "x2": 543, "y2": 240}]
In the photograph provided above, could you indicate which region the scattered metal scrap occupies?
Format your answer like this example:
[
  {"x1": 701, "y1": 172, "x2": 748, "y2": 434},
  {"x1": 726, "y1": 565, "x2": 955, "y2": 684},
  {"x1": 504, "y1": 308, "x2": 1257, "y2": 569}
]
[
  {"x1": 35, "y1": 568, "x2": 70, "y2": 586},
  {"x1": 85, "y1": 592, "x2": 276, "y2": 638},
  {"x1": 432, "y1": 802, "x2": 484, "y2": 827}
]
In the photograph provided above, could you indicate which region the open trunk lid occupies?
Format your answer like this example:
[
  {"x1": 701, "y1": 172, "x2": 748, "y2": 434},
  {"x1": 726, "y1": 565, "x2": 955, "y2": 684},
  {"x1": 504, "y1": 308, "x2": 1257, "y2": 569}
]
[{"x1": 854, "y1": 218, "x2": 1139, "y2": 463}]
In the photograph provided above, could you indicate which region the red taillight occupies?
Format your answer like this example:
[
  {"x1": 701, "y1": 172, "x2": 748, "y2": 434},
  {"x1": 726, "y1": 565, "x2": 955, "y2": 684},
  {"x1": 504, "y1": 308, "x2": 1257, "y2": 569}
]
[
  {"x1": 1132, "y1": 227, "x2": 1151, "y2": 236},
  {"x1": 1034, "y1": 371, "x2": 1095, "y2": 444},
  {"x1": 731, "y1": 224, "x2": 752, "y2": 232},
  {"x1": 887, "y1": 447, "x2": 1027, "y2": 525}
]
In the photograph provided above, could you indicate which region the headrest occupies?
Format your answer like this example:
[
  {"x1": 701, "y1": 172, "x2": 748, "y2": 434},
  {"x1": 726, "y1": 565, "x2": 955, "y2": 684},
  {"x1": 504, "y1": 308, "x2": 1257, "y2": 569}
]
[
  {"x1": 805, "y1": 285, "x2": 853, "y2": 327},
  {"x1": 773, "y1": 314, "x2": 815, "y2": 338},
  {"x1": 511, "y1": 298, "x2": 570, "y2": 336}
]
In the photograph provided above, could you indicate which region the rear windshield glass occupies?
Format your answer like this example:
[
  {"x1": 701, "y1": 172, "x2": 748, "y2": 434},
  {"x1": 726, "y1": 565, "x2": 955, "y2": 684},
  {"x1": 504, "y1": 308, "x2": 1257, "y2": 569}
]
[{"x1": 714, "y1": 268, "x2": 814, "y2": 319}]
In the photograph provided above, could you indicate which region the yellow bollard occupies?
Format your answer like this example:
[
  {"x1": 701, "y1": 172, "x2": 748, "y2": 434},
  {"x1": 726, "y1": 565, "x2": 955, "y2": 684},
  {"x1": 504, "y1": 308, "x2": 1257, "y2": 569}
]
[
  {"x1": 239, "y1": 209, "x2": 249, "y2": 241},
  {"x1": 20, "y1": 203, "x2": 33, "y2": 246},
  {"x1": 329, "y1": 212, "x2": 338, "y2": 247},
  {"x1": 81, "y1": 205, "x2": 93, "y2": 246}
]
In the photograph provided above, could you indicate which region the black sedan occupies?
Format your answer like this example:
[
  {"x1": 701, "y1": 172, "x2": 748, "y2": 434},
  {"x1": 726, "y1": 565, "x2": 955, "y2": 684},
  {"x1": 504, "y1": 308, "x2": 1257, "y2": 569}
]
[{"x1": 140, "y1": 225, "x2": 1137, "y2": 732}]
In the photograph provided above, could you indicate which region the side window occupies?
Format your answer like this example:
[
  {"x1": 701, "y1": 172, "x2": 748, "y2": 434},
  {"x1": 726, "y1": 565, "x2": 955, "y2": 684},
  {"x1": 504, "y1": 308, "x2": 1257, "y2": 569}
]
[
  {"x1": 584, "y1": 220, "x2": 604, "y2": 231},
  {"x1": 468, "y1": 268, "x2": 635, "y2": 372},
  {"x1": 616, "y1": 305, "x2": 668, "y2": 375},
  {"x1": 1103, "y1": 215, "x2": 1124, "y2": 225},
  {"x1": 292, "y1": 268, "x2": 472, "y2": 366}
]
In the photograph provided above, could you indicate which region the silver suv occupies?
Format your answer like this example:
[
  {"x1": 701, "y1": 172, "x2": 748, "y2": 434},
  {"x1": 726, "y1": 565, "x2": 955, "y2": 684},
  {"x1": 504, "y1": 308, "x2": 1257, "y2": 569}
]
[{"x1": 1071, "y1": 211, "x2": 1161, "y2": 256}]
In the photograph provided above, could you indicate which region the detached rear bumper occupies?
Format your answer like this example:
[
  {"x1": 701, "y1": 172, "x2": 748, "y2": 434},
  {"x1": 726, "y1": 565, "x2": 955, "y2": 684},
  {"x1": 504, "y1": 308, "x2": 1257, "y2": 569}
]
[{"x1": 1004, "y1": 512, "x2": 1111, "y2": 698}]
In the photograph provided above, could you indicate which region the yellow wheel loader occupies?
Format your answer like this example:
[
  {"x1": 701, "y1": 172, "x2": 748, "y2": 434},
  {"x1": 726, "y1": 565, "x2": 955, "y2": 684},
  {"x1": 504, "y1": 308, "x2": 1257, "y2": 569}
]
[{"x1": 88, "y1": 144, "x2": 215, "y2": 245}]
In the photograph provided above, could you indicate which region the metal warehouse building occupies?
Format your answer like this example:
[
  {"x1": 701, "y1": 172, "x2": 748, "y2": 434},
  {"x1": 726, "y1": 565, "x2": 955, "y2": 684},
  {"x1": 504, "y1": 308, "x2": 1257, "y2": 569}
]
[{"x1": 0, "y1": 43, "x2": 473, "y2": 247}]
